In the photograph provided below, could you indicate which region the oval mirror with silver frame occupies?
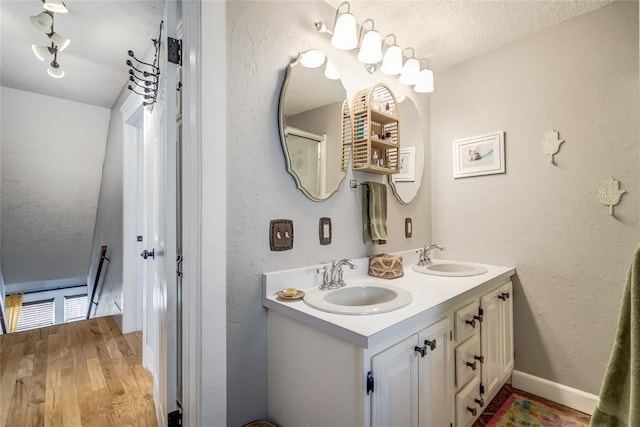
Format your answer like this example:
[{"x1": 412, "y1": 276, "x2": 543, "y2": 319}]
[
  {"x1": 388, "y1": 96, "x2": 425, "y2": 204},
  {"x1": 278, "y1": 50, "x2": 350, "y2": 201}
]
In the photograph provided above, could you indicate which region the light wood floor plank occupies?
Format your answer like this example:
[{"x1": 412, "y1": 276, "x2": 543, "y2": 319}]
[{"x1": 0, "y1": 316, "x2": 156, "y2": 426}]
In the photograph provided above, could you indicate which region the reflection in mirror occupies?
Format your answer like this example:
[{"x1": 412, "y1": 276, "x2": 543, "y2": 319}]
[
  {"x1": 278, "y1": 50, "x2": 349, "y2": 201},
  {"x1": 389, "y1": 96, "x2": 425, "y2": 204}
]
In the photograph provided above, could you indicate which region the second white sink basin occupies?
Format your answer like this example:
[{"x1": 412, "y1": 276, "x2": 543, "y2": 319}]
[
  {"x1": 303, "y1": 283, "x2": 412, "y2": 315},
  {"x1": 413, "y1": 261, "x2": 488, "y2": 277}
]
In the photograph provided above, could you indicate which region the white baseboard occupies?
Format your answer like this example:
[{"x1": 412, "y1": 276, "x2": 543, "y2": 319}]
[{"x1": 512, "y1": 370, "x2": 599, "y2": 415}]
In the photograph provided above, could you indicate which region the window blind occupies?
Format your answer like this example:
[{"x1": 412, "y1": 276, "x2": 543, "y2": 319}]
[
  {"x1": 64, "y1": 294, "x2": 88, "y2": 323},
  {"x1": 16, "y1": 299, "x2": 54, "y2": 332}
]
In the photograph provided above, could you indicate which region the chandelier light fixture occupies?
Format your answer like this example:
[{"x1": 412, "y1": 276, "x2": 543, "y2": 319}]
[
  {"x1": 29, "y1": 1, "x2": 71, "y2": 79},
  {"x1": 314, "y1": 1, "x2": 434, "y2": 93}
]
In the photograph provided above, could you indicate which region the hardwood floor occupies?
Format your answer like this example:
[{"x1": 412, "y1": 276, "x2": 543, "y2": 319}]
[{"x1": 0, "y1": 316, "x2": 157, "y2": 426}]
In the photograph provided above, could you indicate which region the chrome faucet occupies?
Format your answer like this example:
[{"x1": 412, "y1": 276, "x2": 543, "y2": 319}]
[
  {"x1": 317, "y1": 259, "x2": 358, "y2": 290},
  {"x1": 417, "y1": 244, "x2": 445, "y2": 266}
]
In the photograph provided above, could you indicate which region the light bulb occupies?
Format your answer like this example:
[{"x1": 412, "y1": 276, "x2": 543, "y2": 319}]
[
  {"x1": 331, "y1": 13, "x2": 357, "y2": 50},
  {"x1": 399, "y1": 58, "x2": 420, "y2": 85},
  {"x1": 357, "y1": 30, "x2": 383, "y2": 64},
  {"x1": 380, "y1": 45, "x2": 403, "y2": 75}
]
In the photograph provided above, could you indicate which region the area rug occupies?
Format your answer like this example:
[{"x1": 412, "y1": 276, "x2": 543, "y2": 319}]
[{"x1": 486, "y1": 393, "x2": 590, "y2": 426}]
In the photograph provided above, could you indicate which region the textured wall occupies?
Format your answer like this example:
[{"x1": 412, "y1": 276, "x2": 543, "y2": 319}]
[
  {"x1": 431, "y1": 1, "x2": 638, "y2": 395},
  {"x1": 1, "y1": 87, "x2": 110, "y2": 287},
  {"x1": 86, "y1": 86, "x2": 130, "y2": 328},
  {"x1": 226, "y1": 1, "x2": 431, "y2": 423}
]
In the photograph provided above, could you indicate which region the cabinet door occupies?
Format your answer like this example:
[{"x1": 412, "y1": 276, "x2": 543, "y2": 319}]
[
  {"x1": 371, "y1": 334, "x2": 420, "y2": 427},
  {"x1": 480, "y1": 281, "x2": 514, "y2": 398},
  {"x1": 418, "y1": 317, "x2": 452, "y2": 427}
]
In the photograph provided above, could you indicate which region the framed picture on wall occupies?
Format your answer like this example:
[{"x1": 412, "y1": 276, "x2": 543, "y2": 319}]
[
  {"x1": 453, "y1": 131, "x2": 505, "y2": 178},
  {"x1": 395, "y1": 147, "x2": 416, "y2": 182}
]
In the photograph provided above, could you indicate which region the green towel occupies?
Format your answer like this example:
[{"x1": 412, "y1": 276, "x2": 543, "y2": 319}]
[
  {"x1": 362, "y1": 182, "x2": 387, "y2": 244},
  {"x1": 591, "y1": 244, "x2": 640, "y2": 426}
]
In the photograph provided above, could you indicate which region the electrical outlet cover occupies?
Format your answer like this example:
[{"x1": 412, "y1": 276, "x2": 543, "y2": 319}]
[{"x1": 270, "y1": 219, "x2": 293, "y2": 251}]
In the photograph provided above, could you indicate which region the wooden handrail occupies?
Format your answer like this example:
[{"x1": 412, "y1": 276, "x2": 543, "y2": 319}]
[{"x1": 86, "y1": 245, "x2": 110, "y2": 319}]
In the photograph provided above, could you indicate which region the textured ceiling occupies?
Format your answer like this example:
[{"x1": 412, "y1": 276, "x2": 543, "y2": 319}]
[
  {"x1": 325, "y1": 0, "x2": 615, "y2": 71},
  {"x1": 0, "y1": 1, "x2": 164, "y2": 108}
]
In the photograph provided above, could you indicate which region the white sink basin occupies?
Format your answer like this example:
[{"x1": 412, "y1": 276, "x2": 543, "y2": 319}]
[
  {"x1": 412, "y1": 261, "x2": 488, "y2": 277},
  {"x1": 303, "y1": 283, "x2": 412, "y2": 315}
]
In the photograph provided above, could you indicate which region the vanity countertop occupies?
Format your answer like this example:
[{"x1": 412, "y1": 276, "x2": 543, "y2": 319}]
[{"x1": 262, "y1": 250, "x2": 515, "y2": 349}]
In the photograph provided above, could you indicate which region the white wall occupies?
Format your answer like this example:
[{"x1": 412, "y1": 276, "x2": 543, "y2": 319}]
[
  {"x1": 0, "y1": 87, "x2": 110, "y2": 289},
  {"x1": 431, "y1": 1, "x2": 638, "y2": 395},
  {"x1": 225, "y1": 2, "x2": 431, "y2": 424},
  {"x1": 86, "y1": 86, "x2": 131, "y2": 328}
]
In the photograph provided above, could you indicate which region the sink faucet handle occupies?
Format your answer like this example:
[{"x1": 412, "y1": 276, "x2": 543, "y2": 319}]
[{"x1": 317, "y1": 264, "x2": 331, "y2": 290}]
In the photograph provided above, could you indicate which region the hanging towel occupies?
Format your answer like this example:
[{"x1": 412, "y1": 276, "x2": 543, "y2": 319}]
[
  {"x1": 362, "y1": 182, "x2": 387, "y2": 244},
  {"x1": 590, "y1": 244, "x2": 640, "y2": 426}
]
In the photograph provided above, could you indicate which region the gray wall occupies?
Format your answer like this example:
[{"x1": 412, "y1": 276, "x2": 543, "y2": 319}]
[
  {"x1": 0, "y1": 87, "x2": 110, "y2": 288},
  {"x1": 430, "y1": 1, "x2": 638, "y2": 395},
  {"x1": 86, "y1": 86, "x2": 130, "y2": 327},
  {"x1": 226, "y1": 1, "x2": 431, "y2": 424}
]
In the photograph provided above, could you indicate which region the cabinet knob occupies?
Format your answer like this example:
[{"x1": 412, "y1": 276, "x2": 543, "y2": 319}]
[
  {"x1": 474, "y1": 355, "x2": 484, "y2": 364},
  {"x1": 498, "y1": 292, "x2": 510, "y2": 301},
  {"x1": 465, "y1": 318, "x2": 476, "y2": 328},
  {"x1": 466, "y1": 406, "x2": 477, "y2": 416},
  {"x1": 414, "y1": 345, "x2": 427, "y2": 358},
  {"x1": 424, "y1": 339, "x2": 436, "y2": 351},
  {"x1": 465, "y1": 361, "x2": 478, "y2": 371},
  {"x1": 475, "y1": 398, "x2": 485, "y2": 408}
]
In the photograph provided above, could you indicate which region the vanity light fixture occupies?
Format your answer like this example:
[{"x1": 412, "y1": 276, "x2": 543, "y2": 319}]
[
  {"x1": 315, "y1": 2, "x2": 435, "y2": 93},
  {"x1": 414, "y1": 60, "x2": 435, "y2": 93},
  {"x1": 380, "y1": 34, "x2": 403, "y2": 75},
  {"x1": 357, "y1": 19, "x2": 383, "y2": 65}
]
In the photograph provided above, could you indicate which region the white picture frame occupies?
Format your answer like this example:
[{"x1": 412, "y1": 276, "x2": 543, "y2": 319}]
[
  {"x1": 453, "y1": 131, "x2": 505, "y2": 179},
  {"x1": 394, "y1": 147, "x2": 416, "y2": 182}
]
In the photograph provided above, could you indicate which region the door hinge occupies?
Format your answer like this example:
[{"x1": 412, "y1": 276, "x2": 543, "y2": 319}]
[
  {"x1": 450, "y1": 330, "x2": 453, "y2": 341},
  {"x1": 137, "y1": 235, "x2": 143, "y2": 242},
  {"x1": 168, "y1": 409, "x2": 182, "y2": 426},
  {"x1": 168, "y1": 37, "x2": 182, "y2": 65},
  {"x1": 479, "y1": 307, "x2": 484, "y2": 317},
  {"x1": 479, "y1": 383, "x2": 485, "y2": 395},
  {"x1": 176, "y1": 255, "x2": 183, "y2": 278},
  {"x1": 366, "y1": 371, "x2": 374, "y2": 395}
]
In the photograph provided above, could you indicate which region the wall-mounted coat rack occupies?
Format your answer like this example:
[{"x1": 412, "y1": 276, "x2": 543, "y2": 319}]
[{"x1": 127, "y1": 20, "x2": 162, "y2": 106}]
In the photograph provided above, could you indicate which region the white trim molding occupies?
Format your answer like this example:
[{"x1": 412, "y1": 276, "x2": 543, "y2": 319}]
[{"x1": 512, "y1": 370, "x2": 599, "y2": 415}]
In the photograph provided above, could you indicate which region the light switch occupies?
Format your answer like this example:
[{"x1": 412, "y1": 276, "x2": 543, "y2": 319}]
[
  {"x1": 270, "y1": 219, "x2": 293, "y2": 251},
  {"x1": 405, "y1": 218, "x2": 412, "y2": 238},
  {"x1": 319, "y1": 217, "x2": 331, "y2": 245}
]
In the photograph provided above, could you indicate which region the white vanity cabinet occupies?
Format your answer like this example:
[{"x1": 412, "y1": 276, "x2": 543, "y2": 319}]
[
  {"x1": 263, "y1": 258, "x2": 516, "y2": 427},
  {"x1": 371, "y1": 317, "x2": 451, "y2": 427}
]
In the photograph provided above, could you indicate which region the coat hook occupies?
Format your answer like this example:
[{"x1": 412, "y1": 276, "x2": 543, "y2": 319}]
[
  {"x1": 597, "y1": 177, "x2": 626, "y2": 216},
  {"x1": 541, "y1": 130, "x2": 564, "y2": 165}
]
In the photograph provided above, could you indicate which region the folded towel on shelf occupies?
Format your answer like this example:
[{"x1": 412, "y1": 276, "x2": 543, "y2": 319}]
[
  {"x1": 590, "y1": 244, "x2": 640, "y2": 427},
  {"x1": 362, "y1": 182, "x2": 387, "y2": 244}
]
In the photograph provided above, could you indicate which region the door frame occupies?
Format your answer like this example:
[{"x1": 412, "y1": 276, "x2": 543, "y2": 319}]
[
  {"x1": 121, "y1": 93, "x2": 145, "y2": 335},
  {"x1": 181, "y1": 0, "x2": 227, "y2": 425}
]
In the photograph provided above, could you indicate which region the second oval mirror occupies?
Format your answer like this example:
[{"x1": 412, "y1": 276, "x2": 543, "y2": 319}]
[
  {"x1": 278, "y1": 50, "x2": 350, "y2": 201},
  {"x1": 389, "y1": 97, "x2": 425, "y2": 204}
]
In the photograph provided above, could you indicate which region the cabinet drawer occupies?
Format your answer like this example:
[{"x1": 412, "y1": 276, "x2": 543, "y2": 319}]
[
  {"x1": 455, "y1": 373, "x2": 484, "y2": 427},
  {"x1": 455, "y1": 301, "x2": 480, "y2": 343},
  {"x1": 455, "y1": 335, "x2": 482, "y2": 388}
]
